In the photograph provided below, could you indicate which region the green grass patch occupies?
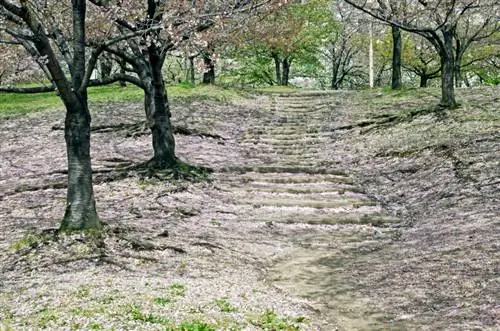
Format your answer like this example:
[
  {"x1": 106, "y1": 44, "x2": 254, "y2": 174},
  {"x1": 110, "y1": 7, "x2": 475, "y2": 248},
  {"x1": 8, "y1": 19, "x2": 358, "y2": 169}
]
[
  {"x1": 173, "y1": 320, "x2": 216, "y2": 331},
  {"x1": 169, "y1": 282, "x2": 187, "y2": 297},
  {"x1": 214, "y1": 298, "x2": 238, "y2": 313},
  {"x1": 0, "y1": 83, "x2": 245, "y2": 117},
  {"x1": 74, "y1": 285, "x2": 91, "y2": 299},
  {"x1": 249, "y1": 309, "x2": 303, "y2": 331},
  {"x1": 36, "y1": 307, "x2": 58, "y2": 329},
  {"x1": 10, "y1": 227, "x2": 45, "y2": 251},
  {"x1": 153, "y1": 296, "x2": 174, "y2": 306},
  {"x1": 128, "y1": 305, "x2": 172, "y2": 325}
]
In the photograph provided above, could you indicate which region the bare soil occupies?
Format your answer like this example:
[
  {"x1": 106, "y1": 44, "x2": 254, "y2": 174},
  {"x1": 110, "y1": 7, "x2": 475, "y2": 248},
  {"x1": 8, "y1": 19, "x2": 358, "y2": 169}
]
[{"x1": 0, "y1": 87, "x2": 498, "y2": 330}]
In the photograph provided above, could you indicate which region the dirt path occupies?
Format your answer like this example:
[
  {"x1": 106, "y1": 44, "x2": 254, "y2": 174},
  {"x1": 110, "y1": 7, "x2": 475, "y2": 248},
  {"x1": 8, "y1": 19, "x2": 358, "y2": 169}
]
[{"x1": 0, "y1": 88, "x2": 498, "y2": 330}]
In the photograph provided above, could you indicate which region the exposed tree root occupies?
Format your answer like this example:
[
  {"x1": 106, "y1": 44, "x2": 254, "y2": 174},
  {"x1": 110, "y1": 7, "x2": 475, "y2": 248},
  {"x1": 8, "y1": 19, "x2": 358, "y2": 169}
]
[
  {"x1": 1, "y1": 224, "x2": 187, "y2": 274},
  {"x1": 51, "y1": 122, "x2": 226, "y2": 139},
  {"x1": 3, "y1": 159, "x2": 212, "y2": 199},
  {"x1": 331, "y1": 106, "x2": 442, "y2": 134}
]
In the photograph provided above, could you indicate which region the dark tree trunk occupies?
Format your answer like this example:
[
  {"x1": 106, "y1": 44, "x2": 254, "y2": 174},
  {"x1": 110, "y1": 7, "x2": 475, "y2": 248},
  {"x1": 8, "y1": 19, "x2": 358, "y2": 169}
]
[
  {"x1": 454, "y1": 65, "x2": 462, "y2": 88},
  {"x1": 100, "y1": 57, "x2": 112, "y2": 80},
  {"x1": 146, "y1": 48, "x2": 176, "y2": 168},
  {"x1": 119, "y1": 59, "x2": 127, "y2": 87},
  {"x1": 439, "y1": 27, "x2": 458, "y2": 108},
  {"x1": 420, "y1": 75, "x2": 429, "y2": 88},
  {"x1": 391, "y1": 24, "x2": 402, "y2": 90},
  {"x1": 202, "y1": 52, "x2": 215, "y2": 84},
  {"x1": 60, "y1": 98, "x2": 99, "y2": 231},
  {"x1": 188, "y1": 56, "x2": 195, "y2": 85},
  {"x1": 282, "y1": 58, "x2": 291, "y2": 86},
  {"x1": 331, "y1": 57, "x2": 339, "y2": 89},
  {"x1": 272, "y1": 52, "x2": 281, "y2": 85},
  {"x1": 60, "y1": 0, "x2": 100, "y2": 231}
]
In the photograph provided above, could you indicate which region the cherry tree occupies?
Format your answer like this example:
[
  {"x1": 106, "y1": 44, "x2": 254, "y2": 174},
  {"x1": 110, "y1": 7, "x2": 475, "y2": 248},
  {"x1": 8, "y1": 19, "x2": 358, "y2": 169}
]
[
  {"x1": 87, "y1": 0, "x2": 277, "y2": 169},
  {"x1": 0, "y1": 0, "x2": 156, "y2": 231},
  {"x1": 344, "y1": 0, "x2": 499, "y2": 108}
]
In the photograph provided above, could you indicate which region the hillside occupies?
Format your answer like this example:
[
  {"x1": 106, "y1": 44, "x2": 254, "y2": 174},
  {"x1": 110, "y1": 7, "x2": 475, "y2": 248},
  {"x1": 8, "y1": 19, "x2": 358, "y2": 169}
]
[{"x1": 0, "y1": 87, "x2": 498, "y2": 330}]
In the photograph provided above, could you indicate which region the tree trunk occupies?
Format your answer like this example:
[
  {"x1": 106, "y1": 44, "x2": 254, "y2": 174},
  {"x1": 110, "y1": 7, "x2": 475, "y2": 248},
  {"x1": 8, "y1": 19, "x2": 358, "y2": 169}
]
[
  {"x1": 146, "y1": 49, "x2": 176, "y2": 168},
  {"x1": 119, "y1": 59, "x2": 127, "y2": 87},
  {"x1": 100, "y1": 57, "x2": 112, "y2": 80},
  {"x1": 60, "y1": 98, "x2": 100, "y2": 231},
  {"x1": 272, "y1": 52, "x2": 281, "y2": 85},
  {"x1": 188, "y1": 56, "x2": 195, "y2": 85},
  {"x1": 331, "y1": 54, "x2": 339, "y2": 89},
  {"x1": 282, "y1": 58, "x2": 291, "y2": 86},
  {"x1": 202, "y1": 52, "x2": 215, "y2": 84},
  {"x1": 420, "y1": 75, "x2": 429, "y2": 88},
  {"x1": 439, "y1": 27, "x2": 458, "y2": 108},
  {"x1": 454, "y1": 64, "x2": 462, "y2": 88},
  {"x1": 391, "y1": 24, "x2": 402, "y2": 90}
]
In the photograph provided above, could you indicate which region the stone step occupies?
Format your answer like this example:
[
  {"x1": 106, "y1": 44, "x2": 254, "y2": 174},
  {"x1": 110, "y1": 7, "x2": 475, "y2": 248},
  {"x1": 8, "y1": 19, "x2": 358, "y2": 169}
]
[
  {"x1": 219, "y1": 166, "x2": 347, "y2": 176},
  {"x1": 216, "y1": 173, "x2": 353, "y2": 184},
  {"x1": 233, "y1": 197, "x2": 377, "y2": 209},
  {"x1": 219, "y1": 182, "x2": 363, "y2": 194}
]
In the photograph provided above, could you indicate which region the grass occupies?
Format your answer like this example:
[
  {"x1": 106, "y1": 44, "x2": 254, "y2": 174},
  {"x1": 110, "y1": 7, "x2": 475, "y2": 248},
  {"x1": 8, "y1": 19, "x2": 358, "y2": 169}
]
[
  {"x1": 0, "y1": 83, "x2": 245, "y2": 117},
  {"x1": 10, "y1": 227, "x2": 45, "y2": 251},
  {"x1": 249, "y1": 309, "x2": 303, "y2": 331},
  {"x1": 214, "y1": 298, "x2": 238, "y2": 313},
  {"x1": 128, "y1": 305, "x2": 172, "y2": 325},
  {"x1": 169, "y1": 282, "x2": 187, "y2": 297}
]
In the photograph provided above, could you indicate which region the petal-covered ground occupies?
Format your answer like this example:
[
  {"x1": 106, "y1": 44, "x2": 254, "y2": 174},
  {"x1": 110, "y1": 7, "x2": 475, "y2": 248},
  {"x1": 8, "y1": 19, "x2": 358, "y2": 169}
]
[{"x1": 0, "y1": 87, "x2": 498, "y2": 330}]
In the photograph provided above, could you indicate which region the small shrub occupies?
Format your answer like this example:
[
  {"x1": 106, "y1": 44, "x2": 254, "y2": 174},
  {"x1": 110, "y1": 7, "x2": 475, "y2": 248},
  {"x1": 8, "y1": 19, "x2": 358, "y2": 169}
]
[
  {"x1": 154, "y1": 297, "x2": 173, "y2": 306},
  {"x1": 169, "y1": 283, "x2": 186, "y2": 297},
  {"x1": 250, "y1": 309, "x2": 301, "y2": 331},
  {"x1": 214, "y1": 298, "x2": 238, "y2": 313}
]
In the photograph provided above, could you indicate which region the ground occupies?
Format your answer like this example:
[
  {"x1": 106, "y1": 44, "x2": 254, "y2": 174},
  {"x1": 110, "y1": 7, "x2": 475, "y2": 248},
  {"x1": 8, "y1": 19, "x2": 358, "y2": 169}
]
[{"x1": 0, "y1": 87, "x2": 498, "y2": 330}]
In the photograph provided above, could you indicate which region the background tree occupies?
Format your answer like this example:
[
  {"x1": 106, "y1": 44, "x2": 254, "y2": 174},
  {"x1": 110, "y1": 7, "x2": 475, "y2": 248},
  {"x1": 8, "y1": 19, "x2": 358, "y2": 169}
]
[
  {"x1": 230, "y1": 0, "x2": 334, "y2": 86},
  {"x1": 344, "y1": 0, "x2": 500, "y2": 108},
  {"x1": 391, "y1": 23, "x2": 402, "y2": 89},
  {"x1": 320, "y1": 1, "x2": 366, "y2": 89},
  {"x1": 88, "y1": 0, "x2": 276, "y2": 168},
  {"x1": 402, "y1": 34, "x2": 441, "y2": 87}
]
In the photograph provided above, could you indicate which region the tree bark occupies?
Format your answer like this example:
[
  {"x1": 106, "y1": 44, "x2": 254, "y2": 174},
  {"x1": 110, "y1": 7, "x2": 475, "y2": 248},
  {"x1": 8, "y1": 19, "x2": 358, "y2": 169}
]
[
  {"x1": 272, "y1": 52, "x2": 281, "y2": 85},
  {"x1": 454, "y1": 65, "x2": 462, "y2": 88},
  {"x1": 439, "y1": 27, "x2": 458, "y2": 108},
  {"x1": 119, "y1": 59, "x2": 127, "y2": 87},
  {"x1": 282, "y1": 58, "x2": 291, "y2": 86},
  {"x1": 331, "y1": 54, "x2": 339, "y2": 89},
  {"x1": 60, "y1": 98, "x2": 99, "y2": 231},
  {"x1": 100, "y1": 56, "x2": 112, "y2": 80},
  {"x1": 202, "y1": 52, "x2": 215, "y2": 84},
  {"x1": 187, "y1": 56, "x2": 195, "y2": 85},
  {"x1": 60, "y1": 0, "x2": 100, "y2": 231},
  {"x1": 391, "y1": 24, "x2": 402, "y2": 90},
  {"x1": 420, "y1": 75, "x2": 429, "y2": 88},
  {"x1": 146, "y1": 48, "x2": 176, "y2": 168}
]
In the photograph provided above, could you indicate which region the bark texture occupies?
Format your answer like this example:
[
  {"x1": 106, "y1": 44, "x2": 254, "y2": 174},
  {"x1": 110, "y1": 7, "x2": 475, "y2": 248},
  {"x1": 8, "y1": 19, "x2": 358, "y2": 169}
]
[
  {"x1": 202, "y1": 52, "x2": 215, "y2": 84},
  {"x1": 60, "y1": 99, "x2": 99, "y2": 231},
  {"x1": 391, "y1": 25, "x2": 402, "y2": 90},
  {"x1": 439, "y1": 26, "x2": 457, "y2": 108}
]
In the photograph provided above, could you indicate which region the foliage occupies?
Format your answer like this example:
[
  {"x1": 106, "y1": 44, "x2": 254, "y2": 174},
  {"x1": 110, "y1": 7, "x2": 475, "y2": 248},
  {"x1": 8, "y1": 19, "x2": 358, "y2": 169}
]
[{"x1": 225, "y1": 0, "x2": 335, "y2": 86}]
